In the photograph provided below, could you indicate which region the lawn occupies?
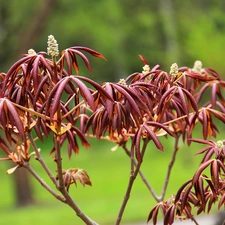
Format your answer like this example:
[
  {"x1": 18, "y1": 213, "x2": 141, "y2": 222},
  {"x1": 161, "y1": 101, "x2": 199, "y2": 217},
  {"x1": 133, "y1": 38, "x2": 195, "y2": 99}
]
[{"x1": 0, "y1": 129, "x2": 223, "y2": 225}]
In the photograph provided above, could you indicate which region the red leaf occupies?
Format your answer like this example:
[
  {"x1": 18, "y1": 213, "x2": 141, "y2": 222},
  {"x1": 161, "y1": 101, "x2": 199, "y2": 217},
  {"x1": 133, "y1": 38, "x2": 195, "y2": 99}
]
[
  {"x1": 72, "y1": 77, "x2": 95, "y2": 110},
  {"x1": 210, "y1": 160, "x2": 219, "y2": 192},
  {"x1": 138, "y1": 54, "x2": 148, "y2": 65},
  {"x1": 192, "y1": 160, "x2": 213, "y2": 184},
  {"x1": 143, "y1": 124, "x2": 163, "y2": 151},
  {"x1": 5, "y1": 99, "x2": 25, "y2": 140},
  {"x1": 164, "y1": 205, "x2": 175, "y2": 225}
]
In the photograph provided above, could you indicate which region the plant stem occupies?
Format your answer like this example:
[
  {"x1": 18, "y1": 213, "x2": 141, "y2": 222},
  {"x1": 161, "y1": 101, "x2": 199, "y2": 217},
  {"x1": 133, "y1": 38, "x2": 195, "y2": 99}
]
[
  {"x1": 122, "y1": 144, "x2": 160, "y2": 202},
  {"x1": 115, "y1": 140, "x2": 148, "y2": 225},
  {"x1": 28, "y1": 132, "x2": 58, "y2": 186},
  {"x1": 54, "y1": 134, "x2": 64, "y2": 190},
  {"x1": 159, "y1": 134, "x2": 180, "y2": 201},
  {"x1": 58, "y1": 184, "x2": 99, "y2": 225},
  {"x1": 23, "y1": 161, "x2": 65, "y2": 203},
  {"x1": 53, "y1": 134, "x2": 98, "y2": 225}
]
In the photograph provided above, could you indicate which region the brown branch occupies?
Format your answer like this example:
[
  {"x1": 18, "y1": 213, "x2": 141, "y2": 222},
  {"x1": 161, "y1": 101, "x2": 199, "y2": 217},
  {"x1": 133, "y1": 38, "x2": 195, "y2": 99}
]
[
  {"x1": 53, "y1": 134, "x2": 98, "y2": 225},
  {"x1": 23, "y1": 161, "x2": 65, "y2": 203},
  {"x1": 115, "y1": 139, "x2": 148, "y2": 225},
  {"x1": 54, "y1": 134, "x2": 64, "y2": 190},
  {"x1": 159, "y1": 134, "x2": 180, "y2": 202},
  {"x1": 27, "y1": 132, "x2": 58, "y2": 186},
  {"x1": 122, "y1": 144, "x2": 160, "y2": 202}
]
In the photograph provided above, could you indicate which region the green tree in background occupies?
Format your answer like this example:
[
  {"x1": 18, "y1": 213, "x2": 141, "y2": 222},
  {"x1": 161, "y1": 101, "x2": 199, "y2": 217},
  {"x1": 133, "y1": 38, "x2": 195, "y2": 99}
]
[{"x1": 1, "y1": 0, "x2": 225, "y2": 81}]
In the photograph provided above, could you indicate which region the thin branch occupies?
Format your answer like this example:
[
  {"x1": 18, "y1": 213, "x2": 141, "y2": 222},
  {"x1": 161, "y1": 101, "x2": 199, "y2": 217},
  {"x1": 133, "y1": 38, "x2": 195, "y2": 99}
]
[
  {"x1": 115, "y1": 139, "x2": 148, "y2": 225},
  {"x1": 58, "y1": 186, "x2": 99, "y2": 225},
  {"x1": 23, "y1": 161, "x2": 65, "y2": 203},
  {"x1": 159, "y1": 134, "x2": 180, "y2": 201},
  {"x1": 27, "y1": 132, "x2": 58, "y2": 186},
  {"x1": 122, "y1": 143, "x2": 160, "y2": 202},
  {"x1": 53, "y1": 134, "x2": 98, "y2": 225},
  {"x1": 54, "y1": 134, "x2": 64, "y2": 190}
]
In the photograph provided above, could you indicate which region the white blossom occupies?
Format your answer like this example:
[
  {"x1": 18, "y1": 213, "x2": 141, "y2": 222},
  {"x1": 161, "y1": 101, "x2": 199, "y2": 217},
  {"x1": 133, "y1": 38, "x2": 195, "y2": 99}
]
[{"x1": 47, "y1": 35, "x2": 59, "y2": 57}]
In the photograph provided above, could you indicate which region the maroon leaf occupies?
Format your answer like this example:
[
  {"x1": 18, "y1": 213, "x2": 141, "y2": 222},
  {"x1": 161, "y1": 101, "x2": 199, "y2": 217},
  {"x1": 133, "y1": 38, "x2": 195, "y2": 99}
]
[
  {"x1": 5, "y1": 99, "x2": 25, "y2": 140},
  {"x1": 164, "y1": 205, "x2": 175, "y2": 225},
  {"x1": 138, "y1": 54, "x2": 148, "y2": 65},
  {"x1": 143, "y1": 124, "x2": 163, "y2": 151},
  {"x1": 147, "y1": 203, "x2": 161, "y2": 224},
  {"x1": 193, "y1": 160, "x2": 213, "y2": 184},
  {"x1": 210, "y1": 160, "x2": 219, "y2": 192}
]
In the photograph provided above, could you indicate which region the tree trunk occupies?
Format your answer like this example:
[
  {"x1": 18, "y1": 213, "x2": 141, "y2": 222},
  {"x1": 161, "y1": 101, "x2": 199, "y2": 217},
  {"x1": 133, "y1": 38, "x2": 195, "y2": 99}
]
[{"x1": 13, "y1": 167, "x2": 34, "y2": 207}]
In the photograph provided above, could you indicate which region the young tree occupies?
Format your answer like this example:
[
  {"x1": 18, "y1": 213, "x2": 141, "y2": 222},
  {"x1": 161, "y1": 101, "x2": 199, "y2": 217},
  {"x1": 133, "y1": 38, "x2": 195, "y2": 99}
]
[{"x1": 0, "y1": 35, "x2": 224, "y2": 225}]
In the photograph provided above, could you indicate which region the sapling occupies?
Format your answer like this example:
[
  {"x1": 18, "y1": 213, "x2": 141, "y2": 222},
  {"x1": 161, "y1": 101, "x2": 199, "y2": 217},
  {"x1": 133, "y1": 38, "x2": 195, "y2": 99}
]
[{"x1": 0, "y1": 35, "x2": 224, "y2": 225}]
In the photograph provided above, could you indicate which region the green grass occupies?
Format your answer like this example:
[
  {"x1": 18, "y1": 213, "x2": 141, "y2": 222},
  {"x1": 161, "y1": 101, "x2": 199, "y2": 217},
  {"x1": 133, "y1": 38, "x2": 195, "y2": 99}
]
[{"x1": 0, "y1": 132, "x2": 223, "y2": 225}]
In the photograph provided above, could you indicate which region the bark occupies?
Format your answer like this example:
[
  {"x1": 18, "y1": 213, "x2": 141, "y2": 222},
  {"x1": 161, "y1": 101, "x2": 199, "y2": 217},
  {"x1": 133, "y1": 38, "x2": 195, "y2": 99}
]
[{"x1": 13, "y1": 167, "x2": 34, "y2": 207}]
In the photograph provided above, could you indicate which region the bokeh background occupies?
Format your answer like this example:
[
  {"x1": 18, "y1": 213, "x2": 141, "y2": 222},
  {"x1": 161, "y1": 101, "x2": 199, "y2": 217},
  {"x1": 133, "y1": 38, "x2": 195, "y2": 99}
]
[
  {"x1": 0, "y1": 1, "x2": 225, "y2": 225},
  {"x1": 1, "y1": 0, "x2": 225, "y2": 80}
]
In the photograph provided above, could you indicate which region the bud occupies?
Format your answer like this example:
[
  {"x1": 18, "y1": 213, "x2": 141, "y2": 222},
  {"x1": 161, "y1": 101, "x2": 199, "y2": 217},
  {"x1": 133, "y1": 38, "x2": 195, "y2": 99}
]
[
  {"x1": 170, "y1": 63, "x2": 178, "y2": 76},
  {"x1": 47, "y1": 35, "x2": 59, "y2": 57},
  {"x1": 217, "y1": 140, "x2": 224, "y2": 150},
  {"x1": 118, "y1": 78, "x2": 127, "y2": 86},
  {"x1": 142, "y1": 64, "x2": 150, "y2": 75},
  {"x1": 192, "y1": 60, "x2": 202, "y2": 73},
  {"x1": 28, "y1": 49, "x2": 36, "y2": 55}
]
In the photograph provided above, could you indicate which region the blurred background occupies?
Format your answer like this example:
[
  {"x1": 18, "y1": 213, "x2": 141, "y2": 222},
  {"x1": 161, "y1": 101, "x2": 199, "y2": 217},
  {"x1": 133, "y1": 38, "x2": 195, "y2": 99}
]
[
  {"x1": 0, "y1": 0, "x2": 225, "y2": 225},
  {"x1": 1, "y1": 0, "x2": 225, "y2": 81}
]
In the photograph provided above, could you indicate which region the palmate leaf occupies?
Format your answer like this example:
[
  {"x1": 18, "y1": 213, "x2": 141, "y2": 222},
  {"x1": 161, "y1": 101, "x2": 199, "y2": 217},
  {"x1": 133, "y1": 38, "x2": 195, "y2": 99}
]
[
  {"x1": 59, "y1": 168, "x2": 92, "y2": 191},
  {"x1": 194, "y1": 176, "x2": 206, "y2": 209},
  {"x1": 134, "y1": 122, "x2": 174, "y2": 162},
  {"x1": 174, "y1": 179, "x2": 192, "y2": 203},
  {"x1": 4, "y1": 53, "x2": 54, "y2": 98},
  {"x1": 164, "y1": 205, "x2": 175, "y2": 225},
  {"x1": 218, "y1": 192, "x2": 225, "y2": 209},
  {"x1": 192, "y1": 160, "x2": 214, "y2": 184},
  {"x1": 198, "y1": 108, "x2": 220, "y2": 140},
  {"x1": 0, "y1": 98, "x2": 25, "y2": 141},
  {"x1": 210, "y1": 160, "x2": 219, "y2": 192},
  {"x1": 46, "y1": 76, "x2": 97, "y2": 119},
  {"x1": 60, "y1": 46, "x2": 106, "y2": 75},
  {"x1": 111, "y1": 83, "x2": 142, "y2": 118},
  {"x1": 147, "y1": 203, "x2": 162, "y2": 225}
]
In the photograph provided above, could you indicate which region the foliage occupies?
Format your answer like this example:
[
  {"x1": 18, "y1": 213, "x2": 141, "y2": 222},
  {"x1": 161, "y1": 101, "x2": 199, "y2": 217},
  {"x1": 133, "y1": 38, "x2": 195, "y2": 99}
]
[{"x1": 0, "y1": 35, "x2": 225, "y2": 225}]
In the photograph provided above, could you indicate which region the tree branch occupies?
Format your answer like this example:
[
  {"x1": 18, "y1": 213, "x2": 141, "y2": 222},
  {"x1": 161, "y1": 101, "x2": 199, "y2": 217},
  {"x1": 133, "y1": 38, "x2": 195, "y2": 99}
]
[
  {"x1": 115, "y1": 139, "x2": 148, "y2": 225},
  {"x1": 27, "y1": 132, "x2": 58, "y2": 186},
  {"x1": 122, "y1": 143, "x2": 160, "y2": 202},
  {"x1": 53, "y1": 134, "x2": 99, "y2": 225},
  {"x1": 23, "y1": 161, "x2": 65, "y2": 203},
  {"x1": 159, "y1": 134, "x2": 180, "y2": 201}
]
